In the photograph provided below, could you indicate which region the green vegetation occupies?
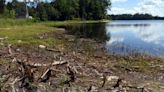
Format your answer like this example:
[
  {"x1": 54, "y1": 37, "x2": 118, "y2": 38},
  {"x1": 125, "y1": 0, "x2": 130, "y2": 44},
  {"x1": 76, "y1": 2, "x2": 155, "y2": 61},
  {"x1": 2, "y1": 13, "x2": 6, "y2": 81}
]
[
  {"x1": 0, "y1": 0, "x2": 111, "y2": 46},
  {"x1": 110, "y1": 13, "x2": 164, "y2": 20},
  {"x1": 0, "y1": 0, "x2": 111, "y2": 21},
  {"x1": 35, "y1": 0, "x2": 111, "y2": 20},
  {"x1": 0, "y1": 19, "x2": 59, "y2": 46},
  {"x1": 0, "y1": 19, "x2": 108, "y2": 46},
  {"x1": 0, "y1": 19, "x2": 35, "y2": 27}
]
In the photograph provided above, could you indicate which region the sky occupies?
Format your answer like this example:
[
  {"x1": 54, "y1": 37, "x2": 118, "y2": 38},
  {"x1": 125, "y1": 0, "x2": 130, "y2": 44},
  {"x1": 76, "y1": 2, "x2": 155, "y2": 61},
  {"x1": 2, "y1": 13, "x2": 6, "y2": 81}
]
[{"x1": 109, "y1": 0, "x2": 164, "y2": 17}]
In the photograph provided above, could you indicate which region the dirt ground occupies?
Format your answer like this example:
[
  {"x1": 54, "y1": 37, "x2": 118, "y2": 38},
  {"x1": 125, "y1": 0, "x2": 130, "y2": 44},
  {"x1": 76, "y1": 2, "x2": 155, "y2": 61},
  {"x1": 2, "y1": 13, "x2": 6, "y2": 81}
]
[{"x1": 0, "y1": 29, "x2": 164, "y2": 92}]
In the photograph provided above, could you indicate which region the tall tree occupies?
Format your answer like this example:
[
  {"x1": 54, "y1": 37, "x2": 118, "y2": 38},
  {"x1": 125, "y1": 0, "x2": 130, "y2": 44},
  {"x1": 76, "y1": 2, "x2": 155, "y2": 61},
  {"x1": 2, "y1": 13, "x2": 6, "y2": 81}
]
[
  {"x1": 53, "y1": 0, "x2": 79, "y2": 20},
  {"x1": 0, "y1": 0, "x2": 111, "y2": 20},
  {"x1": 79, "y1": 0, "x2": 111, "y2": 20},
  {"x1": 24, "y1": 0, "x2": 29, "y2": 18},
  {"x1": 36, "y1": 2, "x2": 48, "y2": 21},
  {"x1": 0, "y1": 0, "x2": 5, "y2": 14}
]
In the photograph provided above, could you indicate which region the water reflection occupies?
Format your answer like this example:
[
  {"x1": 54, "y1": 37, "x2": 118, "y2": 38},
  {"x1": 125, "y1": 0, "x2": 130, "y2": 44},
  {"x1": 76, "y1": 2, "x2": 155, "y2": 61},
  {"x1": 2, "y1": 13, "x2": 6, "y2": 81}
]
[
  {"x1": 62, "y1": 23, "x2": 110, "y2": 42},
  {"x1": 106, "y1": 20, "x2": 164, "y2": 57},
  {"x1": 60, "y1": 20, "x2": 164, "y2": 57}
]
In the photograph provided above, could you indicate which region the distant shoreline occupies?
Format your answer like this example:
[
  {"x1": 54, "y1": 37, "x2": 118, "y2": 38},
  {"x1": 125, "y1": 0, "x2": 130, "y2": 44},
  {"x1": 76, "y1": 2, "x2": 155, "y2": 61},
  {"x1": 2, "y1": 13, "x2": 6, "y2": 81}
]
[
  {"x1": 111, "y1": 19, "x2": 164, "y2": 20},
  {"x1": 109, "y1": 14, "x2": 164, "y2": 20}
]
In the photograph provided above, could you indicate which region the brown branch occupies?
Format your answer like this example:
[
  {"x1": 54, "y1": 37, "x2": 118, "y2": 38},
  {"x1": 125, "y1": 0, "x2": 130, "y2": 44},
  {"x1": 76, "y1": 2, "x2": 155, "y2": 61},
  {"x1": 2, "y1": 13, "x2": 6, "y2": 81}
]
[
  {"x1": 39, "y1": 68, "x2": 51, "y2": 82},
  {"x1": 26, "y1": 60, "x2": 68, "y2": 67},
  {"x1": 8, "y1": 44, "x2": 13, "y2": 55},
  {"x1": 101, "y1": 75, "x2": 106, "y2": 88},
  {"x1": 9, "y1": 78, "x2": 23, "y2": 92}
]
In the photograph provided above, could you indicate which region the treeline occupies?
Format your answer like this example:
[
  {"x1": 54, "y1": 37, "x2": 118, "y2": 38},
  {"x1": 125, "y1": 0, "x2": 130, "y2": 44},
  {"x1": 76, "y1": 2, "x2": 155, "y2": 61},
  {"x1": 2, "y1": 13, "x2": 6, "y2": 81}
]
[
  {"x1": 110, "y1": 13, "x2": 164, "y2": 20},
  {"x1": 0, "y1": 0, "x2": 111, "y2": 21}
]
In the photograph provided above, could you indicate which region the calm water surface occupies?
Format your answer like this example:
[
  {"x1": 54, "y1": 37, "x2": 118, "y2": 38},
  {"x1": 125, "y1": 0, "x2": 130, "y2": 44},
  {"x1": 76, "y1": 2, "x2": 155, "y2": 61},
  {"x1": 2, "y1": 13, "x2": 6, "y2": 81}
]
[
  {"x1": 106, "y1": 20, "x2": 164, "y2": 57},
  {"x1": 64, "y1": 20, "x2": 164, "y2": 57}
]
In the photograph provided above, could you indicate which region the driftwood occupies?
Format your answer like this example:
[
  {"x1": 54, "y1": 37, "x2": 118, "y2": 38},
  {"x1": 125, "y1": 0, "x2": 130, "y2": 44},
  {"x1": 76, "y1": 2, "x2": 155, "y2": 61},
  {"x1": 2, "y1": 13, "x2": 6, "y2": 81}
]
[
  {"x1": 46, "y1": 48, "x2": 61, "y2": 53},
  {"x1": 8, "y1": 44, "x2": 13, "y2": 55},
  {"x1": 61, "y1": 66, "x2": 76, "y2": 86},
  {"x1": 39, "y1": 68, "x2": 52, "y2": 82},
  {"x1": 41, "y1": 69, "x2": 51, "y2": 79},
  {"x1": 113, "y1": 78, "x2": 123, "y2": 88},
  {"x1": 28, "y1": 60, "x2": 68, "y2": 67},
  {"x1": 101, "y1": 75, "x2": 106, "y2": 88},
  {"x1": 122, "y1": 85, "x2": 150, "y2": 92},
  {"x1": 38, "y1": 59, "x2": 67, "y2": 82},
  {"x1": 9, "y1": 78, "x2": 23, "y2": 92},
  {"x1": 14, "y1": 58, "x2": 68, "y2": 67},
  {"x1": 67, "y1": 66, "x2": 76, "y2": 82}
]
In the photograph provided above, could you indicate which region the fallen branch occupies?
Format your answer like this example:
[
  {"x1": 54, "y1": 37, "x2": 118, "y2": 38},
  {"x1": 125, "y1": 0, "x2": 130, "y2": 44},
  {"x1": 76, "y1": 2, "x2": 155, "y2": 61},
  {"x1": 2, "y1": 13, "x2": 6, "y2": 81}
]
[
  {"x1": 101, "y1": 75, "x2": 106, "y2": 88},
  {"x1": 46, "y1": 48, "x2": 61, "y2": 53},
  {"x1": 122, "y1": 85, "x2": 145, "y2": 92},
  {"x1": 10, "y1": 78, "x2": 23, "y2": 92},
  {"x1": 38, "y1": 60, "x2": 67, "y2": 82},
  {"x1": 113, "y1": 79, "x2": 123, "y2": 88},
  {"x1": 8, "y1": 44, "x2": 13, "y2": 55},
  {"x1": 41, "y1": 69, "x2": 51, "y2": 79},
  {"x1": 16, "y1": 59, "x2": 67, "y2": 67},
  {"x1": 39, "y1": 68, "x2": 52, "y2": 82}
]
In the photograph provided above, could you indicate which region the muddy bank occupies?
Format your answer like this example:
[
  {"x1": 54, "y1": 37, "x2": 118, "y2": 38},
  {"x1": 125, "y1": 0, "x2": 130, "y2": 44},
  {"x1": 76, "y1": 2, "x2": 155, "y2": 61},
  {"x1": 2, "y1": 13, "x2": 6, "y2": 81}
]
[{"x1": 0, "y1": 29, "x2": 164, "y2": 92}]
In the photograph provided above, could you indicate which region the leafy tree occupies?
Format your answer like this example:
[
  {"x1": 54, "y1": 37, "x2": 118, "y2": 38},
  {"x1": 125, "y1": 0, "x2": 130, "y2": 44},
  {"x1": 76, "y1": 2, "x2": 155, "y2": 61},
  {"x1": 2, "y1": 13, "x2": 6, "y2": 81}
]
[
  {"x1": 44, "y1": 3, "x2": 60, "y2": 20},
  {"x1": 0, "y1": 0, "x2": 5, "y2": 14},
  {"x1": 36, "y1": 3, "x2": 48, "y2": 21},
  {"x1": 53, "y1": 0, "x2": 79, "y2": 20},
  {"x1": 6, "y1": 2, "x2": 16, "y2": 18},
  {"x1": 79, "y1": 0, "x2": 111, "y2": 20},
  {"x1": 0, "y1": 0, "x2": 112, "y2": 20}
]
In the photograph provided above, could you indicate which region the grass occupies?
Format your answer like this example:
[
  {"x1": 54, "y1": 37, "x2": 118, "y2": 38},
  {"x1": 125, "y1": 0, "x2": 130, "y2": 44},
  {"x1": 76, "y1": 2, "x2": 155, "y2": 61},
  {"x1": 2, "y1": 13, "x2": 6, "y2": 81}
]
[
  {"x1": 0, "y1": 19, "x2": 108, "y2": 46},
  {"x1": 39, "y1": 20, "x2": 109, "y2": 27},
  {"x1": 0, "y1": 25, "x2": 57, "y2": 45},
  {"x1": 0, "y1": 19, "x2": 65, "y2": 46},
  {"x1": 0, "y1": 19, "x2": 35, "y2": 27}
]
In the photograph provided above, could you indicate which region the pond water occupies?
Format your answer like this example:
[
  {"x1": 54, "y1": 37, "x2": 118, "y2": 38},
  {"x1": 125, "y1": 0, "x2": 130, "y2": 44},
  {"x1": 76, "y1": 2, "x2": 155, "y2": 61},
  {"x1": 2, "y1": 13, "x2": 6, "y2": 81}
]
[{"x1": 63, "y1": 20, "x2": 164, "y2": 57}]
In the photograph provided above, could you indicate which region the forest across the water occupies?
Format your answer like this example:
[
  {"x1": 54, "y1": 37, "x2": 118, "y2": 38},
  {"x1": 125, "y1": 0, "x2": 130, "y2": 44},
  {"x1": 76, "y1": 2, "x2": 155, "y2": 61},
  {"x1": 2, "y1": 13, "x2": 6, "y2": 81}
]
[{"x1": 110, "y1": 13, "x2": 164, "y2": 20}]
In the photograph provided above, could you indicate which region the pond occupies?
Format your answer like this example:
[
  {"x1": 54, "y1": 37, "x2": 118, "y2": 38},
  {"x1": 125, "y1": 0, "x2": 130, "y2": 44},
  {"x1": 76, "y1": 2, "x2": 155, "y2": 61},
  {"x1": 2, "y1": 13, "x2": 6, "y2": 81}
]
[{"x1": 62, "y1": 20, "x2": 164, "y2": 57}]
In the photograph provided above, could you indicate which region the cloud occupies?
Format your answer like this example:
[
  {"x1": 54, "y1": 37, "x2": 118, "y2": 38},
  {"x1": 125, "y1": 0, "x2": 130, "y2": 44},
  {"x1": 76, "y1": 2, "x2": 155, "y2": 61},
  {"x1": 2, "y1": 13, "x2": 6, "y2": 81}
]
[
  {"x1": 106, "y1": 37, "x2": 124, "y2": 45},
  {"x1": 109, "y1": 7, "x2": 137, "y2": 15},
  {"x1": 109, "y1": 0, "x2": 164, "y2": 17},
  {"x1": 139, "y1": 0, "x2": 164, "y2": 16},
  {"x1": 111, "y1": 0, "x2": 128, "y2": 3}
]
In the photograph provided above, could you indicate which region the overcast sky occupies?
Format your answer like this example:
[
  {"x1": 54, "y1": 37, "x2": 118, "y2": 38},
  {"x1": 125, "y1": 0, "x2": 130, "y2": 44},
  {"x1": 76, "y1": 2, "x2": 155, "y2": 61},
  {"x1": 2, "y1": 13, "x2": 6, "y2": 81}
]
[{"x1": 108, "y1": 0, "x2": 164, "y2": 17}]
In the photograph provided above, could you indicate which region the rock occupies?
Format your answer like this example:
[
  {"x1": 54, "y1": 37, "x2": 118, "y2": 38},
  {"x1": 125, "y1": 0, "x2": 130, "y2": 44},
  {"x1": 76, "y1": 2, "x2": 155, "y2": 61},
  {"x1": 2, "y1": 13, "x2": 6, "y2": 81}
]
[
  {"x1": 0, "y1": 38, "x2": 5, "y2": 40},
  {"x1": 17, "y1": 40, "x2": 22, "y2": 43},
  {"x1": 16, "y1": 48, "x2": 21, "y2": 52},
  {"x1": 68, "y1": 38, "x2": 75, "y2": 42},
  {"x1": 88, "y1": 85, "x2": 97, "y2": 92},
  {"x1": 107, "y1": 76, "x2": 119, "y2": 81},
  {"x1": 0, "y1": 43, "x2": 4, "y2": 45},
  {"x1": 0, "y1": 36, "x2": 8, "y2": 41},
  {"x1": 28, "y1": 16, "x2": 33, "y2": 19},
  {"x1": 39, "y1": 45, "x2": 46, "y2": 49}
]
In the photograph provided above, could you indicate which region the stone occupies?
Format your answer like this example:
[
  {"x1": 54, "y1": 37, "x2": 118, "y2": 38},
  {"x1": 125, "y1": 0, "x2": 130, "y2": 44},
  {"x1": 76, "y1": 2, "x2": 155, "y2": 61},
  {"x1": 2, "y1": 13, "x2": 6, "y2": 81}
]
[
  {"x1": 39, "y1": 45, "x2": 46, "y2": 49},
  {"x1": 17, "y1": 40, "x2": 22, "y2": 43},
  {"x1": 107, "y1": 76, "x2": 119, "y2": 81}
]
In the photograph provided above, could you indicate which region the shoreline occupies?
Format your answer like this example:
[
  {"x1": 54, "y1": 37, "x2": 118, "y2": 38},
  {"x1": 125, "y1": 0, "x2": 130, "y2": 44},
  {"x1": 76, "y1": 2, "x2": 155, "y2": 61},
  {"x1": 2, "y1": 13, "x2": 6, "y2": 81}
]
[{"x1": 0, "y1": 21, "x2": 164, "y2": 91}]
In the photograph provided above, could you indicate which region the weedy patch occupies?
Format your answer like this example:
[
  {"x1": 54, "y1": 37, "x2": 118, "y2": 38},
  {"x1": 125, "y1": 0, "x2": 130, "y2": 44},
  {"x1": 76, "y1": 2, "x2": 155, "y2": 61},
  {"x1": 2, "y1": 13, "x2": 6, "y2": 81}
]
[{"x1": 0, "y1": 25, "x2": 60, "y2": 46}]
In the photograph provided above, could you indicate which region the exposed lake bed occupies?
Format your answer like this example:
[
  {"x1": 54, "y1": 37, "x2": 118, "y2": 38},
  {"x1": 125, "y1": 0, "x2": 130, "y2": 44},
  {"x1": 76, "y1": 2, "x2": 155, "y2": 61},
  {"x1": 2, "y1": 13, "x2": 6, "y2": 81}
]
[{"x1": 0, "y1": 21, "x2": 164, "y2": 92}]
